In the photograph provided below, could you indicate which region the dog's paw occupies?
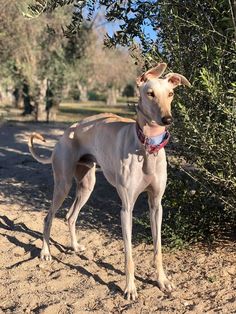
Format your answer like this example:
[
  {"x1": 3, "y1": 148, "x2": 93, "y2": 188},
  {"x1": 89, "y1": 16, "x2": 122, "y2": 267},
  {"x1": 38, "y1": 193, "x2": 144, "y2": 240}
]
[
  {"x1": 73, "y1": 243, "x2": 86, "y2": 253},
  {"x1": 157, "y1": 276, "x2": 175, "y2": 293},
  {"x1": 124, "y1": 283, "x2": 138, "y2": 301},
  {"x1": 40, "y1": 250, "x2": 52, "y2": 261}
]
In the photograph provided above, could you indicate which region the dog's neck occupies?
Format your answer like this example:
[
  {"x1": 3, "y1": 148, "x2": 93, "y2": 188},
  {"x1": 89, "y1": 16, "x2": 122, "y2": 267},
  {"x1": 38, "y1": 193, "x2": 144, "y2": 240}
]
[{"x1": 136, "y1": 102, "x2": 165, "y2": 138}]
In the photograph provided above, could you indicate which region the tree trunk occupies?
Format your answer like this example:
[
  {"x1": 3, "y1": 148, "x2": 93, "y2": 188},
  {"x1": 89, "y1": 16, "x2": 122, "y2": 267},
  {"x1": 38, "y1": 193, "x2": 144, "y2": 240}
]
[
  {"x1": 22, "y1": 82, "x2": 33, "y2": 115},
  {"x1": 63, "y1": 84, "x2": 70, "y2": 99},
  {"x1": 12, "y1": 88, "x2": 23, "y2": 109},
  {"x1": 106, "y1": 87, "x2": 118, "y2": 106},
  {"x1": 46, "y1": 99, "x2": 59, "y2": 123},
  {"x1": 35, "y1": 79, "x2": 47, "y2": 121},
  {"x1": 77, "y1": 83, "x2": 88, "y2": 102}
]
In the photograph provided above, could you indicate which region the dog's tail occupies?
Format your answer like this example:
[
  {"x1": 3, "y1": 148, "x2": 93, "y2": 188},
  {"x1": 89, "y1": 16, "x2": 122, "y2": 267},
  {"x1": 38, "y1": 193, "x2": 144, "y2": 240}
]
[{"x1": 28, "y1": 132, "x2": 52, "y2": 164}]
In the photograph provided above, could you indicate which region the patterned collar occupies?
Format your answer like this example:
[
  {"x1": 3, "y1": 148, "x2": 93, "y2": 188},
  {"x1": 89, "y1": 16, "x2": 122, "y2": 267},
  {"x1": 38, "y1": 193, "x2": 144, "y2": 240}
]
[{"x1": 136, "y1": 122, "x2": 170, "y2": 154}]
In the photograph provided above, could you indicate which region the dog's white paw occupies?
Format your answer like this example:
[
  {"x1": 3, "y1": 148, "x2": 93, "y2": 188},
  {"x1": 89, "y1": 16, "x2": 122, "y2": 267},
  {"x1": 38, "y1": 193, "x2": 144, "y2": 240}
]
[
  {"x1": 157, "y1": 276, "x2": 175, "y2": 293},
  {"x1": 40, "y1": 250, "x2": 52, "y2": 261},
  {"x1": 73, "y1": 243, "x2": 86, "y2": 253},
  {"x1": 124, "y1": 282, "x2": 138, "y2": 301}
]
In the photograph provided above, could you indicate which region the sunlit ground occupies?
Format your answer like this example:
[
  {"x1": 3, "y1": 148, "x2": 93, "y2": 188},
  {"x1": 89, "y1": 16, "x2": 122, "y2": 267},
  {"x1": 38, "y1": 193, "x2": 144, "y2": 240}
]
[{"x1": 57, "y1": 100, "x2": 137, "y2": 122}]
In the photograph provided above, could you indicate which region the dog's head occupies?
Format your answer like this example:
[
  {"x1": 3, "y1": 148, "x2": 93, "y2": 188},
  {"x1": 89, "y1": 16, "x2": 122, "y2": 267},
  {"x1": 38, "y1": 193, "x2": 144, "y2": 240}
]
[{"x1": 137, "y1": 63, "x2": 191, "y2": 126}]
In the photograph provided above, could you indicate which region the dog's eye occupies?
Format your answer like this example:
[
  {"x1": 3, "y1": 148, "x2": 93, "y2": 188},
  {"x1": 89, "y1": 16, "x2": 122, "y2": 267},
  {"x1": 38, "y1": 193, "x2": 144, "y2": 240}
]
[
  {"x1": 169, "y1": 92, "x2": 174, "y2": 97},
  {"x1": 147, "y1": 90, "x2": 155, "y2": 98}
]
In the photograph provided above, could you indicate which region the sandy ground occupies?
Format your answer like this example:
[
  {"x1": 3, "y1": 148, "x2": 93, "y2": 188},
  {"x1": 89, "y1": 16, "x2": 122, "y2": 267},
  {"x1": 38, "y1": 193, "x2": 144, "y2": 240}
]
[{"x1": 0, "y1": 121, "x2": 235, "y2": 314}]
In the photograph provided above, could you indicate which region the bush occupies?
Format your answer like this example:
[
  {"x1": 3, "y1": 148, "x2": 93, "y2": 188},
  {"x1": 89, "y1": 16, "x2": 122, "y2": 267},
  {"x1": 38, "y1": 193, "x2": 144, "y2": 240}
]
[
  {"x1": 122, "y1": 84, "x2": 135, "y2": 98},
  {"x1": 134, "y1": 160, "x2": 234, "y2": 248},
  {"x1": 88, "y1": 90, "x2": 106, "y2": 102},
  {"x1": 68, "y1": 86, "x2": 80, "y2": 101}
]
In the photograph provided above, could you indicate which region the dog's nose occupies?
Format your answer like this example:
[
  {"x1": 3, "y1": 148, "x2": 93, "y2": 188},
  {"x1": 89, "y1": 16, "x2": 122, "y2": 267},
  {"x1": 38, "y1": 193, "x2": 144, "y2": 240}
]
[{"x1": 161, "y1": 116, "x2": 173, "y2": 125}]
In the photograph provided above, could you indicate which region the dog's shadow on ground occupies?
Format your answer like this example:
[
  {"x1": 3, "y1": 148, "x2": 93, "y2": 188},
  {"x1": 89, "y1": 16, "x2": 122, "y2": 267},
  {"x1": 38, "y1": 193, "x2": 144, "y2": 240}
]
[
  {"x1": 55, "y1": 255, "x2": 124, "y2": 295},
  {"x1": 0, "y1": 214, "x2": 125, "y2": 295},
  {"x1": 0, "y1": 214, "x2": 68, "y2": 268},
  {"x1": 0, "y1": 213, "x2": 155, "y2": 295}
]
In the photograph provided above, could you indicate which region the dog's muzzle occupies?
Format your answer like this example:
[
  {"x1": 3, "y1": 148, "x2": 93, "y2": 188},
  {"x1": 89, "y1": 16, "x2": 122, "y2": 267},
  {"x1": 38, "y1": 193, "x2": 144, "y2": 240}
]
[{"x1": 161, "y1": 116, "x2": 173, "y2": 125}]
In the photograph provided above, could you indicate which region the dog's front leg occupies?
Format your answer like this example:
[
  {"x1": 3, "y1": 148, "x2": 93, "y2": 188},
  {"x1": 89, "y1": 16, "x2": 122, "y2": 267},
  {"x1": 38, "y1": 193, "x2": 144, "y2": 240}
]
[
  {"x1": 121, "y1": 208, "x2": 137, "y2": 300},
  {"x1": 148, "y1": 193, "x2": 175, "y2": 292},
  {"x1": 118, "y1": 188, "x2": 137, "y2": 300}
]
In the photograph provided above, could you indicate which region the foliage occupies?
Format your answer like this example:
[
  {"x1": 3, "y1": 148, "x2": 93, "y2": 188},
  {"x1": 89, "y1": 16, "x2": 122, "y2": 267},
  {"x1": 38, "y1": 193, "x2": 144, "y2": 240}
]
[
  {"x1": 88, "y1": 90, "x2": 106, "y2": 101},
  {"x1": 122, "y1": 84, "x2": 135, "y2": 98},
  {"x1": 63, "y1": 23, "x2": 136, "y2": 105},
  {"x1": 1, "y1": 1, "x2": 136, "y2": 118},
  {"x1": 0, "y1": 1, "x2": 72, "y2": 119},
  {"x1": 158, "y1": 1, "x2": 235, "y2": 243},
  {"x1": 133, "y1": 160, "x2": 234, "y2": 249},
  {"x1": 157, "y1": 1, "x2": 236, "y2": 242}
]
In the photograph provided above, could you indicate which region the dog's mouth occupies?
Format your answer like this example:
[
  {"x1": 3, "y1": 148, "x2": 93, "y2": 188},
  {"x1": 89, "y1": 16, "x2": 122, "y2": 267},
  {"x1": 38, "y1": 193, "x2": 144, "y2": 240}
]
[{"x1": 150, "y1": 118, "x2": 173, "y2": 127}]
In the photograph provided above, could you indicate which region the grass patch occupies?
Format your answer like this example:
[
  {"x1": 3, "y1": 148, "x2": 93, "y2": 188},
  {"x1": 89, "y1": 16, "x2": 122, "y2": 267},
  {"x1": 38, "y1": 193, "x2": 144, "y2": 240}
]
[{"x1": 57, "y1": 101, "x2": 136, "y2": 122}]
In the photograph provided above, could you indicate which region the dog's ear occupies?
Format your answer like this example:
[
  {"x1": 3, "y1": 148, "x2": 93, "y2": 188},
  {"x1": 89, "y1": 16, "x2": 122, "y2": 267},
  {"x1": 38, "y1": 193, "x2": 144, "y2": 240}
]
[
  {"x1": 137, "y1": 63, "x2": 167, "y2": 87},
  {"x1": 165, "y1": 73, "x2": 191, "y2": 88}
]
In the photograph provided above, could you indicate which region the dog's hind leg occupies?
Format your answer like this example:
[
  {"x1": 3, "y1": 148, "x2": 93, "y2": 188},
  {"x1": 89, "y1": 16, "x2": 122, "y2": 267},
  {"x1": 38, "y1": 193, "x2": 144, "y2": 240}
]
[
  {"x1": 66, "y1": 164, "x2": 96, "y2": 252},
  {"x1": 41, "y1": 154, "x2": 75, "y2": 261}
]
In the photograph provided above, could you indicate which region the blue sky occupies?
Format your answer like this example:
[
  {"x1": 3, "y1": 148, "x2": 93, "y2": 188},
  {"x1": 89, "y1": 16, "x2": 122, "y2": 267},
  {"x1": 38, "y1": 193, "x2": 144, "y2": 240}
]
[
  {"x1": 83, "y1": 5, "x2": 157, "y2": 43},
  {"x1": 94, "y1": 16, "x2": 157, "y2": 42}
]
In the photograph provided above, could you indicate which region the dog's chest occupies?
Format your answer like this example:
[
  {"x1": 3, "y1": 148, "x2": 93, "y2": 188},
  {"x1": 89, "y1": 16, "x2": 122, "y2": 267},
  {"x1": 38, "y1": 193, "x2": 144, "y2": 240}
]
[
  {"x1": 142, "y1": 154, "x2": 158, "y2": 175},
  {"x1": 119, "y1": 153, "x2": 162, "y2": 185}
]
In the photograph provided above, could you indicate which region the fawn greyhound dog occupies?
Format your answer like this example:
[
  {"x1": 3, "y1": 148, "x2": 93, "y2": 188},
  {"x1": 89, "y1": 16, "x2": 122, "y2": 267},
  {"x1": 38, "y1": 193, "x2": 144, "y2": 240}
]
[{"x1": 28, "y1": 63, "x2": 190, "y2": 300}]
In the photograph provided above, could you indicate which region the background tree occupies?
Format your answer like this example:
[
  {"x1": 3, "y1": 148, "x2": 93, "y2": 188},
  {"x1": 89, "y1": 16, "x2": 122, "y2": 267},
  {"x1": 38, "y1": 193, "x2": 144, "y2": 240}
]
[
  {"x1": 90, "y1": 44, "x2": 136, "y2": 106},
  {"x1": 0, "y1": 1, "x2": 137, "y2": 121},
  {"x1": 63, "y1": 23, "x2": 136, "y2": 105},
  {"x1": 63, "y1": 23, "x2": 95, "y2": 102},
  {"x1": 0, "y1": 1, "x2": 70, "y2": 120}
]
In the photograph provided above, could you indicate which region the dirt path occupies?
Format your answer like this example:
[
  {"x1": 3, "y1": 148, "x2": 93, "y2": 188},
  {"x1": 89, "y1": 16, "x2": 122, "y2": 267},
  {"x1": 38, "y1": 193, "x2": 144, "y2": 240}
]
[{"x1": 0, "y1": 121, "x2": 235, "y2": 313}]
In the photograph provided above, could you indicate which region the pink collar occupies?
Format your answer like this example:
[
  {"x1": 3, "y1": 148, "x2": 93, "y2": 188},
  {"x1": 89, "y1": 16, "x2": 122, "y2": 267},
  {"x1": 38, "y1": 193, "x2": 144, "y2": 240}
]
[{"x1": 136, "y1": 122, "x2": 170, "y2": 154}]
